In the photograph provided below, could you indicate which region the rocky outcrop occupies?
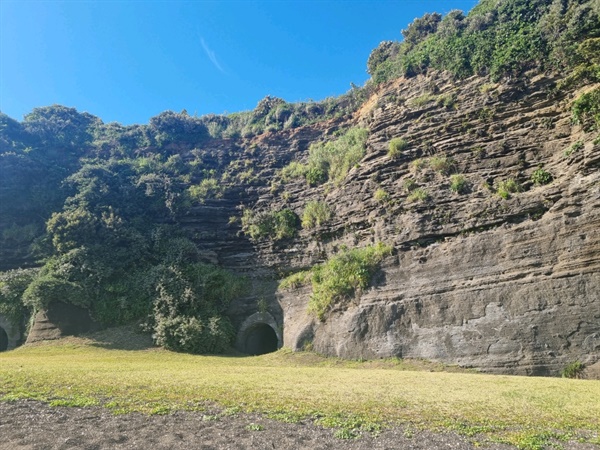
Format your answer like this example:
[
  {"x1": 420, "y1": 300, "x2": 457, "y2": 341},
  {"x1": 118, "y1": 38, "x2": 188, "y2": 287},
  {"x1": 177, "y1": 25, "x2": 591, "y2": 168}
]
[
  {"x1": 25, "y1": 301, "x2": 99, "y2": 343},
  {"x1": 201, "y1": 70, "x2": 599, "y2": 375},
  {"x1": 280, "y1": 186, "x2": 600, "y2": 374}
]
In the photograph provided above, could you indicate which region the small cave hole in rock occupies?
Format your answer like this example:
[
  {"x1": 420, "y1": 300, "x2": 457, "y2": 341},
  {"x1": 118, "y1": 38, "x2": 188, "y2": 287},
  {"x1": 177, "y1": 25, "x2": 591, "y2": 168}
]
[
  {"x1": 0, "y1": 327, "x2": 8, "y2": 352},
  {"x1": 245, "y1": 324, "x2": 278, "y2": 356}
]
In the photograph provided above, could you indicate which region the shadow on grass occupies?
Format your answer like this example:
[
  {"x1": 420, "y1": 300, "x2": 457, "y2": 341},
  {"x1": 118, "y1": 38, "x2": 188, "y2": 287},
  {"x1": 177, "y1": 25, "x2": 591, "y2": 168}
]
[
  {"x1": 84, "y1": 326, "x2": 155, "y2": 351},
  {"x1": 84, "y1": 325, "x2": 254, "y2": 357}
]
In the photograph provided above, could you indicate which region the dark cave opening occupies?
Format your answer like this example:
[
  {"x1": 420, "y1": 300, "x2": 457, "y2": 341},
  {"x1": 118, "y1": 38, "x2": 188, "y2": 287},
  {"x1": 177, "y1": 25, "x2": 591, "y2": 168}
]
[
  {"x1": 244, "y1": 323, "x2": 278, "y2": 356},
  {"x1": 0, "y1": 327, "x2": 8, "y2": 352}
]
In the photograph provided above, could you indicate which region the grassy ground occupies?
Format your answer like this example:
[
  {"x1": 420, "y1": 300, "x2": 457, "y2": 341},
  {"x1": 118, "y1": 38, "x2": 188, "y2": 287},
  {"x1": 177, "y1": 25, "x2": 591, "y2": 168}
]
[{"x1": 0, "y1": 329, "x2": 599, "y2": 449}]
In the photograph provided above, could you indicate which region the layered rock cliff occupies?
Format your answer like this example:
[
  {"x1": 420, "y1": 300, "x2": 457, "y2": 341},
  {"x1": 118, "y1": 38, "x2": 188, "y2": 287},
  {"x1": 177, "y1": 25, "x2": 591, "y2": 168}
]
[
  {"x1": 2, "y1": 64, "x2": 597, "y2": 375},
  {"x1": 175, "y1": 70, "x2": 600, "y2": 375}
]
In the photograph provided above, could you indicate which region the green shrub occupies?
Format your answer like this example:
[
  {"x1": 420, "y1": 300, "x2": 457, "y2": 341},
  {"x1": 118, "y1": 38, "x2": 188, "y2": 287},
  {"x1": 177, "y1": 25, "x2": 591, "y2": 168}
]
[
  {"x1": 565, "y1": 140, "x2": 584, "y2": 157},
  {"x1": 530, "y1": 168, "x2": 552, "y2": 185},
  {"x1": 437, "y1": 93, "x2": 456, "y2": 108},
  {"x1": 562, "y1": 361, "x2": 585, "y2": 379},
  {"x1": 572, "y1": 87, "x2": 600, "y2": 130},
  {"x1": 279, "y1": 270, "x2": 312, "y2": 290},
  {"x1": 479, "y1": 83, "x2": 497, "y2": 94},
  {"x1": 279, "y1": 128, "x2": 368, "y2": 187},
  {"x1": 187, "y1": 178, "x2": 224, "y2": 203},
  {"x1": 428, "y1": 156, "x2": 456, "y2": 175},
  {"x1": 280, "y1": 161, "x2": 308, "y2": 182},
  {"x1": 153, "y1": 315, "x2": 235, "y2": 354},
  {"x1": 374, "y1": 188, "x2": 391, "y2": 203},
  {"x1": 409, "y1": 93, "x2": 436, "y2": 107},
  {"x1": 281, "y1": 243, "x2": 393, "y2": 320},
  {"x1": 388, "y1": 138, "x2": 409, "y2": 159},
  {"x1": 450, "y1": 174, "x2": 468, "y2": 193},
  {"x1": 578, "y1": 38, "x2": 600, "y2": 65},
  {"x1": 301, "y1": 201, "x2": 332, "y2": 229},
  {"x1": 367, "y1": 41, "x2": 402, "y2": 76},
  {"x1": 0, "y1": 268, "x2": 38, "y2": 325},
  {"x1": 306, "y1": 127, "x2": 369, "y2": 186},
  {"x1": 496, "y1": 178, "x2": 522, "y2": 199},
  {"x1": 149, "y1": 110, "x2": 209, "y2": 145},
  {"x1": 149, "y1": 262, "x2": 245, "y2": 354},
  {"x1": 235, "y1": 169, "x2": 256, "y2": 184},
  {"x1": 407, "y1": 188, "x2": 429, "y2": 203},
  {"x1": 402, "y1": 12, "x2": 442, "y2": 46},
  {"x1": 22, "y1": 275, "x2": 86, "y2": 309},
  {"x1": 305, "y1": 166, "x2": 327, "y2": 186},
  {"x1": 271, "y1": 209, "x2": 298, "y2": 240},
  {"x1": 572, "y1": 140, "x2": 584, "y2": 151},
  {"x1": 477, "y1": 107, "x2": 494, "y2": 122},
  {"x1": 403, "y1": 178, "x2": 418, "y2": 192},
  {"x1": 242, "y1": 208, "x2": 299, "y2": 241},
  {"x1": 308, "y1": 243, "x2": 393, "y2": 320},
  {"x1": 409, "y1": 158, "x2": 427, "y2": 173}
]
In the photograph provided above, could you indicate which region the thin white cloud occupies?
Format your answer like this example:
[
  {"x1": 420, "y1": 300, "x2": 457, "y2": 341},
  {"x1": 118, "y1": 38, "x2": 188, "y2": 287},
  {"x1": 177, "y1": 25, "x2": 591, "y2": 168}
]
[{"x1": 201, "y1": 38, "x2": 226, "y2": 74}]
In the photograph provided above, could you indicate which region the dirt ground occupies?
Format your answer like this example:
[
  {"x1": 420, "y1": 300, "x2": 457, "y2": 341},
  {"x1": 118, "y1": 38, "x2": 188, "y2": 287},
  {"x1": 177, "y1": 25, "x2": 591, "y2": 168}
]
[{"x1": 2, "y1": 400, "x2": 599, "y2": 450}]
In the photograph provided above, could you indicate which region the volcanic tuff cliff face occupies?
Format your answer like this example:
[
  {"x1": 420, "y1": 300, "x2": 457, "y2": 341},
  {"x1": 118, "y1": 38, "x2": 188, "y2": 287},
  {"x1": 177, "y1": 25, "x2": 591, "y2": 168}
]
[
  {"x1": 173, "y1": 69, "x2": 600, "y2": 375},
  {"x1": 3, "y1": 67, "x2": 598, "y2": 375}
]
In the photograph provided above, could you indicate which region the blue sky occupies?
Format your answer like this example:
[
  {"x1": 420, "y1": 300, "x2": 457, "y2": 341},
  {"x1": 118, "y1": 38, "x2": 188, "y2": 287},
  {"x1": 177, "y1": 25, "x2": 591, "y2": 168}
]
[{"x1": 1, "y1": 1, "x2": 478, "y2": 125}]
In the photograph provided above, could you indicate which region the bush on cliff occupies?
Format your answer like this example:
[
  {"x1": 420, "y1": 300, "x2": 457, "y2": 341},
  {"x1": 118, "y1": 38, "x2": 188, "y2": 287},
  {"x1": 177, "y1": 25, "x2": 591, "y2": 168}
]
[
  {"x1": 279, "y1": 127, "x2": 369, "y2": 187},
  {"x1": 0, "y1": 268, "x2": 39, "y2": 326},
  {"x1": 368, "y1": 0, "x2": 600, "y2": 83},
  {"x1": 301, "y1": 201, "x2": 332, "y2": 229},
  {"x1": 310, "y1": 243, "x2": 393, "y2": 320},
  {"x1": 572, "y1": 87, "x2": 600, "y2": 130},
  {"x1": 3, "y1": 151, "x2": 245, "y2": 354},
  {"x1": 388, "y1": 138, "x2": 409, "y2": 159},
  {"x1": 149, "y1": 262, "x2": 244, "y2": 353},
  {"x1": 562, "y1": 361, "x2": 585, "y2": 378},
  {"x1": 241, "y1": 208, "x2": 299, "y2": 241},
  {"x1": 280, "y1": 243, "x2": 393, "y2": 321}
]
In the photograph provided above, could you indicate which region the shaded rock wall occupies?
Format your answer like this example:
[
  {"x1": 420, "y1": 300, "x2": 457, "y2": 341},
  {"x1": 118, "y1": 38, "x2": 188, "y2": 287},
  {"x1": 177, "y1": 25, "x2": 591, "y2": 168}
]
[
  {"x1": 25, "y1": 301, "x2": 99, "y2": 343},
  {"x1": 0, "y1": 314, "x2": 21, "y2": 351}
]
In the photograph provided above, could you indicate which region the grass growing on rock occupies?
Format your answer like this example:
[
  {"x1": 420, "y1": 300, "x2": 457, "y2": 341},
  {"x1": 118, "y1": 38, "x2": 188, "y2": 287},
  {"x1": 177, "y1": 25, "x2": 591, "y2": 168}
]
[
  {"x1": 388, "y1": 137, "x2": 409, "y2": 159},
  {"x1": 309, "y1": 243, "x2": 393, "y2": 320},
  {"x1": 280, "y1": 243, "x2": 393, "y2": 320},
  {"x1": 1, "y1": 333, "x2": 599, "y2": 448},
  {"x1": 496, "y1": 178, "x2": 522, "y2": 199},
  {"x1": 301, "y1": 201, "x2": 332, "y2": 229}
]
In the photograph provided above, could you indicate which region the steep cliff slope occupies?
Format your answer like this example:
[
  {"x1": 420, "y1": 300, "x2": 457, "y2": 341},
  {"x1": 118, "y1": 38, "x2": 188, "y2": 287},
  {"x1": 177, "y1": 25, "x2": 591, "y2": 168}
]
[
  {"x1": 159, "y1": 67, "x2": 598, "y2": 375},
  {"x1": 243, "y1": 71, "x2": 600, "y2": 375},
  {"x1": 1, "y1": 0, "x2": 599, "y2": 376}
]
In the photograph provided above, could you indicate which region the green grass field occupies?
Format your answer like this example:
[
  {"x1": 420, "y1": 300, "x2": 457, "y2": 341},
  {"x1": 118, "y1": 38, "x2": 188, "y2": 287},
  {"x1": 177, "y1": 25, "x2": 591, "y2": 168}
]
[{"x1": 1, "y1": 329, "x2": 599, "y2": 449}]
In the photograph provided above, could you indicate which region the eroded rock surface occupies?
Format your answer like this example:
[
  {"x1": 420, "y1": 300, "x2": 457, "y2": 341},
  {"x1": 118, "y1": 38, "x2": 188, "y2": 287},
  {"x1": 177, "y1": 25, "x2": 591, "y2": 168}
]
[
  {"x1": 11, "y1": 70, "x2": 599, "y2": 375},
  {"x1": 26, "y1": 301, "x2": 99, "y2": 343},
  {"x1": 205, "y1": 71, "x2": 599, "y2": 375}
]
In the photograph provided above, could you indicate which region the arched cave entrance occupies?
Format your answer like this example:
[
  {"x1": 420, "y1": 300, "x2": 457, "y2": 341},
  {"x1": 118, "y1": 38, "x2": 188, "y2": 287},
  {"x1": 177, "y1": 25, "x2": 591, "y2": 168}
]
[
  {"x1": 0, "y1": 327, "x2": 8, "y2": 352},
  {"x1": 236, "y1": 312, "x2": 282, "y2": 356},
  {"x1": 244, "y1": 323, "x2": 278, "y2": 356}
]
